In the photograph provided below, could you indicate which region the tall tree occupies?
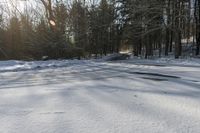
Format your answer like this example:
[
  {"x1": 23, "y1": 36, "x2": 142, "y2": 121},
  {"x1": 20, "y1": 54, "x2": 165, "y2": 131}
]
[
  {"x1": 70, "y1": 1, "x2": 88, "y2": 50},
  {"x1": 195, "y1": 0, "x2": 200, "y2": 55},
  {"x1": 5, "y1": 16, "x2": 22, "y2": 59}
]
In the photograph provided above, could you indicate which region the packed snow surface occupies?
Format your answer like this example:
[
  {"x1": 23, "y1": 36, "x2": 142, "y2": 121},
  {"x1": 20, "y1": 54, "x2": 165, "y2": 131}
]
[{"x1": 0, "y1": 58, "x2": 200, "y2": 133}]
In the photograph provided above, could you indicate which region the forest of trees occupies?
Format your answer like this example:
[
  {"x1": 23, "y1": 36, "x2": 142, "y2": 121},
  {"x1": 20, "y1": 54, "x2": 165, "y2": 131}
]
[{"x1": 0, "y1": 0, "x2": 199, "y2": 60}]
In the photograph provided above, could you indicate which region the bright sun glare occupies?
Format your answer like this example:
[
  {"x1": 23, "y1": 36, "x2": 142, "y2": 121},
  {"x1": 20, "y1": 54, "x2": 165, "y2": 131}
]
[{"x1": 49, "y1": 20, "x2": 56, "y2": 26}]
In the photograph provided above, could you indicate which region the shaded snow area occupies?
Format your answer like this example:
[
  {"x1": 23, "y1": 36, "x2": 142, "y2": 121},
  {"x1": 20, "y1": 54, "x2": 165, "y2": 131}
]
[
  {"x1": 123, "y1": 57, "x2": 200, "y2": 67},
  {"x1": 0, "y1": 59, "x2": 200, "y2": 133}
]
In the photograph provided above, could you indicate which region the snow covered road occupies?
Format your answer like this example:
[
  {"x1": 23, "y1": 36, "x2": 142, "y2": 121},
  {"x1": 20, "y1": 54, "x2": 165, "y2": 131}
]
[{"x1": 0, "y1": 60, "x2": 200, "y2": 133}]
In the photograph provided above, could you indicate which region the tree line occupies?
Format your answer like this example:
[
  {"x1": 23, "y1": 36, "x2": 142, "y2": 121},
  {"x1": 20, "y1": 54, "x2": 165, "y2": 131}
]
[{"x1": 0, "y1": 0, "x2": 199, "y2": 60}]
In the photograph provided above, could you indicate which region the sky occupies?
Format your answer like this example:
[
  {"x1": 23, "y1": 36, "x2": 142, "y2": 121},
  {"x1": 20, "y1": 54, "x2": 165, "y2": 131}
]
[
  {"x1": 0, "y1": 0, "x2": 28, "y2": 16},
  {"x1": 0, "y1": 0, "x2": 45, "y2": 19},
  {"x1": 0, "y1": 0, "x2": 99, "y2": 17},
  {"x1": 0, "y1": 0, "x2": 26, "y2": 9}
]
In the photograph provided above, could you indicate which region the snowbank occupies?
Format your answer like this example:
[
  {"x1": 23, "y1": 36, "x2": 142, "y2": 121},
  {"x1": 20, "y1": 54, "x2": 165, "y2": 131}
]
[
  {"x1": 156, "y1": 58, "x2": 200, "y2": 66},
  {"x1": 0, "y1": 57, "x2": 200, "y2": 73},
  {"x1": 119, "y1": 57, "x2": 200, "y2": 67},
  {"x1": 0, "y1": 60, "x2": 91, "y2": 72}
]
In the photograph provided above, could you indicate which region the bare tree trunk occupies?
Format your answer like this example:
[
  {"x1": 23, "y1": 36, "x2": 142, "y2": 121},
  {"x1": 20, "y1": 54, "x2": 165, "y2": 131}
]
[
  {"x1": 165, "y1": 0, "x2": 171, "y2": 56},
  {"x1": 40, "y1": 0, "x2": 55, "y2": 31},
  {"x1": 175, "y1": 0, "x2": 182, "y2": 58},
  {"x1": 195, "y1": 0, "x2": 200, "y2": 55}
]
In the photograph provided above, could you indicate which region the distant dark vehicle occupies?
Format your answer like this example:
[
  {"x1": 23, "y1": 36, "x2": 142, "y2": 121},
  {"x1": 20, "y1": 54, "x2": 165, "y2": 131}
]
[{"x1": 104, "y1": 53, "x2": 131, "y2": 61}]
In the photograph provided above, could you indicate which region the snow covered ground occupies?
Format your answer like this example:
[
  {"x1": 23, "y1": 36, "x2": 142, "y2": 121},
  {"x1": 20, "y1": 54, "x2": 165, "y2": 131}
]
[{"x1": 0, "y1": 59, "x2": 200, "y2": 133}]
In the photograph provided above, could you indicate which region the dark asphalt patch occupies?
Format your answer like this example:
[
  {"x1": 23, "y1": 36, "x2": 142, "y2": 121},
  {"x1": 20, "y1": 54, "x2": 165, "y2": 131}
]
[
  {"x1": 141, "y1": 77, "x2": 168, "y2": 81},
  {"x1": 132, "y1": 72, "x2": 180, "y2": 79}
]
